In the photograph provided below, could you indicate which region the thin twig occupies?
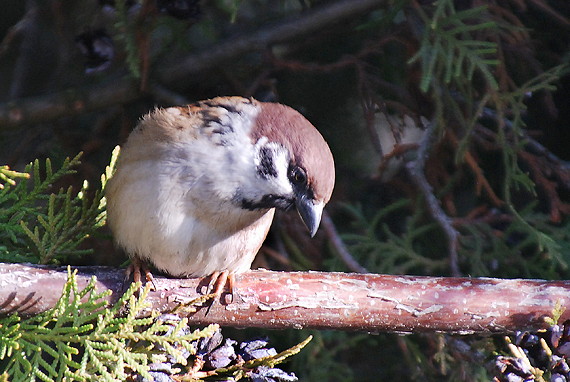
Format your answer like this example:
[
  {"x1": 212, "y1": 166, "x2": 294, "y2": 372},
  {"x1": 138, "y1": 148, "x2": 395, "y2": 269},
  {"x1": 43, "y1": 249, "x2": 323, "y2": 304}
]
[
  {"x1": 0, "y1": 4, "x2": 34, "y2": 59},
  {"x1": 481, "y1": 107, "x2": 570, "y2": 182},
  {"x1": 377, "y1": 143, "x2": 418, "y2": 179},
  {"x1": 9, "y1": 0, "x2": 40, "y2": 99},
  {"x1": 518, "y1": 151, "x2": 570, "y2": 223},
  {"x1": 259, "y1": 245, "x2": 292, "y2": 268},
  {"x1": 447, "y1": 129, "x2": 503, "y2": 207},
  {"x1": 321, "y1": 210, "x2": 368, "y2": 273},
  {"x1": 405, "y1": 120, "x2": 461, "y2": 276}
]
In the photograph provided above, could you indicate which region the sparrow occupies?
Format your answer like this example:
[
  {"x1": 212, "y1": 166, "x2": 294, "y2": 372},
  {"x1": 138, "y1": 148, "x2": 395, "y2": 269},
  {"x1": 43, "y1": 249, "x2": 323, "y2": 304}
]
[{"x1": 105, "y1": 96, "x2": 335, "y2": 294}]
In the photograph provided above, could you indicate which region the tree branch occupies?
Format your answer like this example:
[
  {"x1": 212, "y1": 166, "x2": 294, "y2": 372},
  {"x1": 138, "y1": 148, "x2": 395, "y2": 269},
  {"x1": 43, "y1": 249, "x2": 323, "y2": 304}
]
[
  {"x1": 0, "y1": 78, "x2": 140, "y2": 129},
  {"x1": 406, "y1": 120, "x2": 461, "y2": 277},
  {"x1": 159, "y1": 0, "x2": 385, "y2": 85},
  {"x1": 322, "y1": 210, "x2": 369, "y2": 273},
  {"x1": 1, "y1": 263, "x2": 568, "y2": 334},
  {"x1": 0, "y1": 0, "x2": 384, "y2": 129}
]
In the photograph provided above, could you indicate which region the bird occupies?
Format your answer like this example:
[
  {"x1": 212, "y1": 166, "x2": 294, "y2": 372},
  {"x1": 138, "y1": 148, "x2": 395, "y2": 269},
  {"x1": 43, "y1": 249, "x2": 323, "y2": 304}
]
[{"x1": 105, "y1": 96, "x2": 335, "y2": 296}]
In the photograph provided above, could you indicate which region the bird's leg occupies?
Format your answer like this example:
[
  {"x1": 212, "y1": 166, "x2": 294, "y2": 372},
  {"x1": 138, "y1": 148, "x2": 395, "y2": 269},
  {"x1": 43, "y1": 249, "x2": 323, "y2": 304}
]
[
  {"x1": 205, "y1": 270, "x2": 235, "y2": 304},
  {"x1": 125, "y1": 257, "x2": 156, "y2": 290}
]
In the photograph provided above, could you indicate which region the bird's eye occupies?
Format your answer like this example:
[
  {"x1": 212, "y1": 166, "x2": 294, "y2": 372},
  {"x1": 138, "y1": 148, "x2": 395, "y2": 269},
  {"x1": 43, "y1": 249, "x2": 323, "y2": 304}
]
[{"x1": 289, "y1": 166, "x2": 307, "y2": 186}]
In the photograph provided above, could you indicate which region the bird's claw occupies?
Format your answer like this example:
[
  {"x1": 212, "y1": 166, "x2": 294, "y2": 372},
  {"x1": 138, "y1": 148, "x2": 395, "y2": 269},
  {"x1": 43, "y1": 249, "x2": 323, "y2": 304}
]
[
  {"x1": 204, "y1": 270, "x2": 235, "y2": 305},
  {"x1": 125, "y1": 258, "x2": 157, "y2": 291}
]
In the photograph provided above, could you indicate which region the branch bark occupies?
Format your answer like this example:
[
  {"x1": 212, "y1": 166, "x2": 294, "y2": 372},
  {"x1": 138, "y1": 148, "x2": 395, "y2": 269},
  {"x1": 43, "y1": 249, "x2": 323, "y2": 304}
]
[
  {"x1": 1, "y1": 263, "x2": 568, "y2": 334},
  {"x1": 406, "y1": 119, "x2": 461, "y2": 277},
  {"x1": 0, "y1": 0, "x2": 384, "y2": 129},
  {"x1": 0, "y1": 78, "x2": 140, "y2": 129}
]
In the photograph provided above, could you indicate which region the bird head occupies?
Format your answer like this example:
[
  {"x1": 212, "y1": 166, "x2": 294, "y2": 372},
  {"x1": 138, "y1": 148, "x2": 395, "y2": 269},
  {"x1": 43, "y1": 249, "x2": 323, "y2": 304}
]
[
  {"x1": 237, "y1": 99, "x2": 335, "y2": 237},
  {"x1": 134, "y1": 97, "x2": 335, "y2": 237}
]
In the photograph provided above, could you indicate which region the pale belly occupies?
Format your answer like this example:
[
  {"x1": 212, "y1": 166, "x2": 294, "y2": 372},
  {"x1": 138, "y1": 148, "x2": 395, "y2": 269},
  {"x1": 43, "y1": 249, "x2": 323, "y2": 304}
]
[{"x1": 113, "y1": 199, "x2": 275, "y2": 277}]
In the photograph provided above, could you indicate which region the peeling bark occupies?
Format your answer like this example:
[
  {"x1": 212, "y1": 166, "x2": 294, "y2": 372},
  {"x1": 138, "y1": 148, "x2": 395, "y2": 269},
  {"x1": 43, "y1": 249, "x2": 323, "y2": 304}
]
[{"x1": 0, "y1": 263, "x2": 568, "y2": 333}]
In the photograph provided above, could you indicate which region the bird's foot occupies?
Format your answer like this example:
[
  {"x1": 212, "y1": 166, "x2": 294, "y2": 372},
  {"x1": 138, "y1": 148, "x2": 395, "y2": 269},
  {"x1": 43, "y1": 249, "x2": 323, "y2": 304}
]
[
  {"x1": 125, "y1": 258, "x2": 157, "y2": 291},
  {"x1": 173, "y1": 271, "x2": 235, "y2": 315},
  {"x1": 204, "y1": 270, "x2": 235, "y2": 305}
]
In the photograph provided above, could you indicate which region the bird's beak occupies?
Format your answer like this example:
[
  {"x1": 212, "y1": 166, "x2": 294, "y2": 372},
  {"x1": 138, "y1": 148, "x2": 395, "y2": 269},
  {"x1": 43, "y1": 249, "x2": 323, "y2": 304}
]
[{"x1": 295, "y1": 195, "x2": 324, "y2": 237}]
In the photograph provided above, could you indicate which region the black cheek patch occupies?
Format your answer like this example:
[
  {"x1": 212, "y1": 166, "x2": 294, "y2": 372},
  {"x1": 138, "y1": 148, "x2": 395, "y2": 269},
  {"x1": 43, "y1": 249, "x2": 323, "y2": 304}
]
[
  {"x1": 241, "y1": 195, "x2": 294, "y2": 211},
  {"x1": 257, "y1": 146, "x2": 278, "y2": 179}
]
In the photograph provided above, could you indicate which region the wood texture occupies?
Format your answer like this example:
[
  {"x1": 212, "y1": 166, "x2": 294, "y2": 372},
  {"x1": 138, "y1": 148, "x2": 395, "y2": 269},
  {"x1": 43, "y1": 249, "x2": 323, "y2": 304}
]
[{"x1": 1, "y1": 263, "x2": 568, "y2": 333}]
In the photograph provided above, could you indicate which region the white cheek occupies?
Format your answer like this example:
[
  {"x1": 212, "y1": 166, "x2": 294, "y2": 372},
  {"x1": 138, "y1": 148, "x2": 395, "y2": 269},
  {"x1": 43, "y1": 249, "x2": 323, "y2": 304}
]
[
  {"x1": 271, "y1": 150, "x2": 293, "y2": 193},
  {"x1": 253, "y1": 139, "x2": 293, "y2": 196}
]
